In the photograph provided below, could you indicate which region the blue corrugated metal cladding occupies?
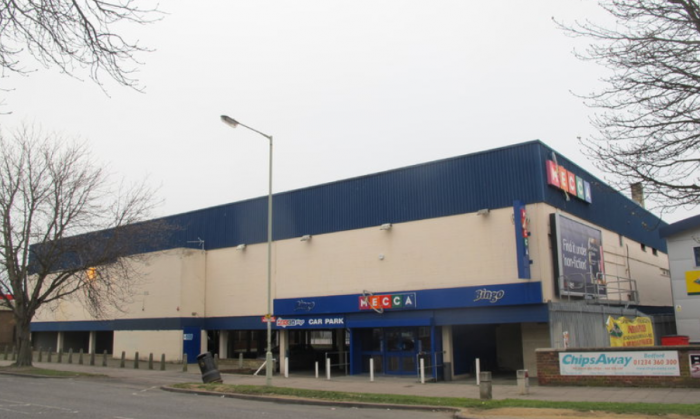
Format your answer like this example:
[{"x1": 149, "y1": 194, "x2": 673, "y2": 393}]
[{"x1": 158, "y1": 140, "x2": 666, "y2": 253}]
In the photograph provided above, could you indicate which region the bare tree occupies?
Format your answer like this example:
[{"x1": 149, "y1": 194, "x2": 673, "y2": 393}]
[
  {"x1": 559, "y1": 0, "x2": 700, "y2": 211},
  {"x1": 0, "y1": 125, "x2": 168, "y2": 367},
  {"x1": 0, "y1": 0, "x2": 160, "y2": 91}
]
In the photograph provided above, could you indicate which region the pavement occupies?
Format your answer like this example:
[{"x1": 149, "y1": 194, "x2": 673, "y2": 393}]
[{"x1": 2, "y1": 357, "x2": 700, "y2": 407}]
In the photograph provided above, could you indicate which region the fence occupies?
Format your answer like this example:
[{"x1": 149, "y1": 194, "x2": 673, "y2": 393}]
[
  {"x1": 548, "y1": 301, "x2": 677, "y2": 348},
  {"x1": 559, "y1": 273, "x2": 639, "y2": 306},
  {"x1": 324, "y1": 351, "x2": 349, "y2": 375},
  {"x1": 2, "y1": 346, "x2": 187, "y2": 372},
  {"x1": 416, "y1": 350, "x2": 445, "y2": 382}
]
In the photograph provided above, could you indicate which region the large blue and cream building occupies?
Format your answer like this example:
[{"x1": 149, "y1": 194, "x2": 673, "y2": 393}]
[{"x1": 31, "y1": 141, "x2": 673, "y2": 378}]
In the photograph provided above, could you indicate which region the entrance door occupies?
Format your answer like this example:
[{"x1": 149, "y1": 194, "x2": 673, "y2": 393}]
[
  {"x1": 183, "y1": 327, "x2": 201, "y2": 364},
  {"x1": 384, "y1": 328, "x2": 417, "y2": 375}
]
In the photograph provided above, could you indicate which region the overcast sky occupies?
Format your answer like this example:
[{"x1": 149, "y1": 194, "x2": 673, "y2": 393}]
[{"x1": 2, "y1": 1, "x2": 694, "y2": 223}]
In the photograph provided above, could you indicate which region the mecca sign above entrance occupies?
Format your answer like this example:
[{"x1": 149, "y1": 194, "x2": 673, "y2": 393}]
[
  {"x1": 359, "y1": 292, "x2": 417, "y2": 311},
  {"x1": 273, "y1": 282, "x2": 543, "y2": 316}
]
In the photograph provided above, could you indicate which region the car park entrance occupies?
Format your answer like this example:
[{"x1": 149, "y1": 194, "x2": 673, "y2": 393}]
[{"x1": 283, "y1": 329, "x2": 348, "y2": 372}]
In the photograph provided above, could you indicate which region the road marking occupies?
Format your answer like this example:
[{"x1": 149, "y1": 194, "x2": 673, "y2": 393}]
[
  {"x1": 132, "y1": 385, "x2": 159, "y2": 396},
  {"x1": 0, "y1": 398, "x2": 78, "y2": 414},
  {"x1": 0, "y1": 406, "x2": 30, "y2": 415},
  {"x1": 29, "y1": 402, "x2": 77, "y2": 412}
]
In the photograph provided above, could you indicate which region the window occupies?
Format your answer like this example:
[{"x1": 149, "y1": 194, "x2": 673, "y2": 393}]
[
  {"x1": 652, "y1": 248, "x2": 658, "y2": 256},
  {"x1": 694, "y1": 247, "x2": 700, "y2": 266},
  {"x1": 417, "y1": 327, "x2": 432, "y2": 352},
  {"x1": 641, "y1": 244, "x2": 647, "y2": 252}
]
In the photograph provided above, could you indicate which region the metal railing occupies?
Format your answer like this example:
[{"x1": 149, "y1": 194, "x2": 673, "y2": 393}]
[
  {"x1": 324, "y1": 351, "x2": 349, "y2": 375},
  {"x1": 560, "y1": 273, "x2": 639, "y2": 306},
  {"x1": 415, "y1": 350, "x2": 446, "y2": 382},
  {"x1": 548, "y1": 300, "x2": 676, "y2": 348}
]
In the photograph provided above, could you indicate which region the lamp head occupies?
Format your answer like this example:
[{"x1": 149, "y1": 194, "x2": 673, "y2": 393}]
[{"x1": 220, "y1": 115, "x2": 239, "y2": 128}]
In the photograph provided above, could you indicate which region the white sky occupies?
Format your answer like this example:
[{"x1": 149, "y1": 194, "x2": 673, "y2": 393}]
[{"x1": 1, "y1": 1, "x2": 695, "y2": 223}]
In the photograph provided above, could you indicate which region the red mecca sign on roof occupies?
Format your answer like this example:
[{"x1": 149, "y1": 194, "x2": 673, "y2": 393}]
[{"x1": 546, "y1": 160, "x2": 592, "y2": 204}]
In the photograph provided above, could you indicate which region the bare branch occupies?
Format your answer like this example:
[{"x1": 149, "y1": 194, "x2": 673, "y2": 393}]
[
  {"x1": 0, "y1": 0, "x2": 161, "y2": 98},
  {"x1": 558, "y1": 0, "x2": 700, "y2": 211},
  {"x1": 0, "y1": 123, "x2": 170, "y2": 366}
]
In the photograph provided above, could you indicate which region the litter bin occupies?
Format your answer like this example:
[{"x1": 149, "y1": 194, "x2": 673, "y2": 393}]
[
  {"x1": 197, "y1": 352, "x2": 223, "y2": 383},
  {"x1": 661, "y1": 335, "x2": 690, "y2": 346}
]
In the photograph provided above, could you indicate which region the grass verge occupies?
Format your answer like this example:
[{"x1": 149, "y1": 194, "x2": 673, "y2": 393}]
[{"x1": 173, "y1": 383, "x2": 700, "y2": 416}]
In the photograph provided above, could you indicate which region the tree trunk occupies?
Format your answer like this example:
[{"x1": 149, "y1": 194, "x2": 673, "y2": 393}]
[{"x1": 14, "y1": 316, "x2": 33, "y2": 367}]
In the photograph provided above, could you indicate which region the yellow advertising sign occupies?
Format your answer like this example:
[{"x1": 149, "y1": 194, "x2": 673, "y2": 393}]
[
  {"x1": 606, "y1": 316, "x2": 655, "y2": 347},
  {"x1": 685, "y1": 270, "x2": 700, "y2": 296}
]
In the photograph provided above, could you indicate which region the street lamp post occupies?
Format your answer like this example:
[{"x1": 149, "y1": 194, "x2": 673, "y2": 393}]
[{"x1": 220, "y1": 115, "x2": 274, "y2": 386}]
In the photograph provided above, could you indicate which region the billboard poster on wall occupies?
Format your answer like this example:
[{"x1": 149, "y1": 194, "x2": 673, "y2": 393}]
[{"x1": 551, "y1": 213, "x2": 605, "y2": 297}]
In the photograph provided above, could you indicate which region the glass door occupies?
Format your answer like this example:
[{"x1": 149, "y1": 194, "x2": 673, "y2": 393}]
[{"x1": 385, "y1": 328, "x2": 417, "y2": 375}]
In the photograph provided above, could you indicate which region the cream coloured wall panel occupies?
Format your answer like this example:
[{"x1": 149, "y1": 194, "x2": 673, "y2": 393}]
[
  {"x1": 529, "y1": 203, "x2": 556, "y2": 301},
  {"x1": 34, "y1": 249, "x2": 204, "y2": 322},
  {"x1": 113, "y1": 330, "x2": 184, "y2": 361},
  {"x1": 205, "y1": 245, "x2": 270, "y2": 317},
  {"x1": 178, "y1": 249, "x2": 206, "y2": 318},
  {"x1": 205, "y1": 208, "x2": 525, "y2": 315},
  {"x1": 274, "y1": 209, "x2": 520, "y2": 300},
  {"x1": 599, "y1": 229, "x2": 670, "y2": 306},
  {"x1": 521, "y1": 322, "x2": 550, "y2": 377},
  {"x1": 129, "y1": 249, "x2": 184, "y2": 319}
]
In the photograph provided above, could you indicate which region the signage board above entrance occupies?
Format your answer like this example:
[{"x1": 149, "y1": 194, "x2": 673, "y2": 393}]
[
  {"x1": 274, "y1": 282, "x2": 543, "y2": 316},
  {"x1": 359, "y1": 293, "x2": 416, "y2": 311},
  {"x1": 275, "y1": 315, "x2": 345, "y2": 329}
]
